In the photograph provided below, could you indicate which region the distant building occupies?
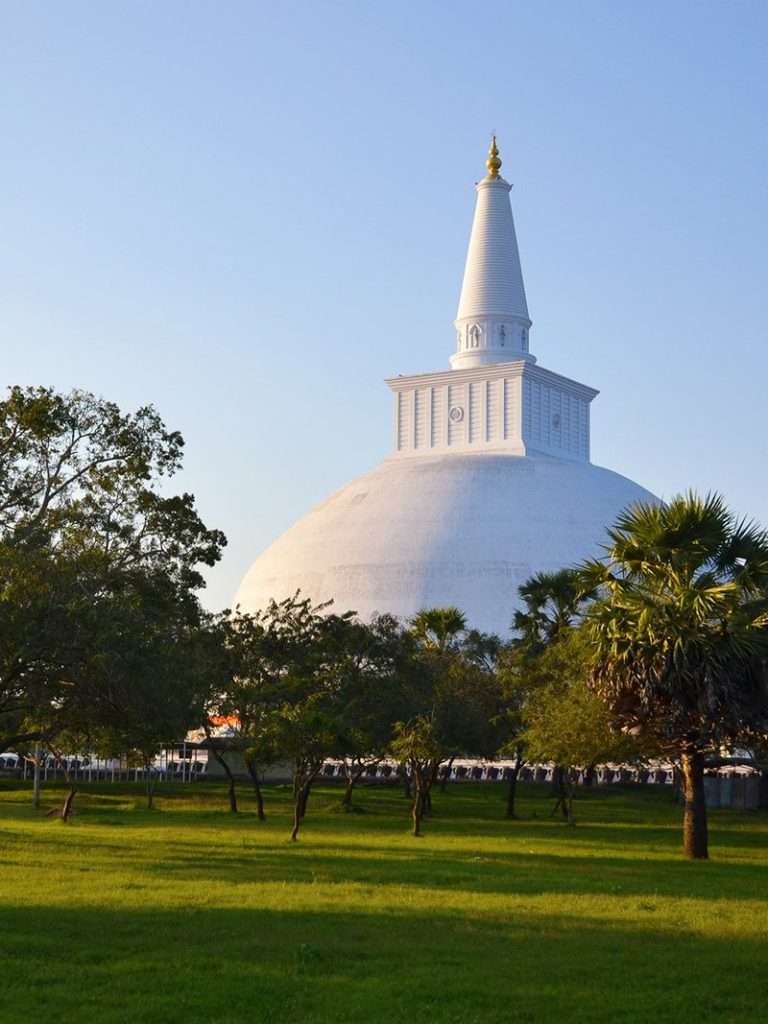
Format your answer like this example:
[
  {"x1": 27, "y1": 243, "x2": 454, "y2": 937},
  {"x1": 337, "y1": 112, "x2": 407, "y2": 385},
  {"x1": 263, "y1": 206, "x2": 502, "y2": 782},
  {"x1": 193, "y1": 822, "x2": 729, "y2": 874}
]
[{"x1": 235, "y1": 139, "x2": 656, "y2": 634}]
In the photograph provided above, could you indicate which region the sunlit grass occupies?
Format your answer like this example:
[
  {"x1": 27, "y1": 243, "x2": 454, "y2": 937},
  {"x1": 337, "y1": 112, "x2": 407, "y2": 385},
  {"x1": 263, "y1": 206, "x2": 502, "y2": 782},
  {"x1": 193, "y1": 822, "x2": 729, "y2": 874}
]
[{"x1": 1, "y1": 779, "x2": 767, "y2": 1023}]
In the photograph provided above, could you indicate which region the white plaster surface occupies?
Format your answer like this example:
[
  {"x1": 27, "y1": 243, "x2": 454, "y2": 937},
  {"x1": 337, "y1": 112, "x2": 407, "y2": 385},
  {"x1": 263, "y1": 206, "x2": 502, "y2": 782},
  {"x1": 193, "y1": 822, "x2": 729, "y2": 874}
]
[
  {"x1": 234, "y1": 453, "x2": 657, "y2": 636},
  {"x1": 452, "y1": 176, "x2": 531, "y2": 369}
]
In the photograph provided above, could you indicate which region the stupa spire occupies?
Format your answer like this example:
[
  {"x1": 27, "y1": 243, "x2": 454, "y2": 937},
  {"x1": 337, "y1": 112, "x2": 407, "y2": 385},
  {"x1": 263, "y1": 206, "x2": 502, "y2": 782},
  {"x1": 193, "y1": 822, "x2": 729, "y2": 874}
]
[{"x1": 451, "y1": 137, "x2": 533, "y2": 369}]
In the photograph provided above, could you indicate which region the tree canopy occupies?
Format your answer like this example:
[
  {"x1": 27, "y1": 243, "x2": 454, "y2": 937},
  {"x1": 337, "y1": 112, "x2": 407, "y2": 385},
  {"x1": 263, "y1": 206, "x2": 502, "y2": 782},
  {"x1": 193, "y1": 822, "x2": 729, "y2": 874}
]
[
  {"x1": 0, "y1": 386, "x2": 225, "y2": 777},
  {"x1": 581, "y1": 492, "x2": 768, "y2": 857}
]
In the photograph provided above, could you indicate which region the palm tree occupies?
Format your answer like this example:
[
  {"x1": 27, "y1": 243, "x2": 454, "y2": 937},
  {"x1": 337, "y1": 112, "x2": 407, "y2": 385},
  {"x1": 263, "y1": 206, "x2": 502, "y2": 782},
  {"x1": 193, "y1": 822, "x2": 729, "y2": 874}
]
[
  {"x1": 512, "y1": 569, "x2": 586, "y2": 652},
  {"x1": 581, "y1": 492, "x2": 768, "y2": 859},
  {"x1": 410, "y1": 607, "x2": 467, "y2": 653}
]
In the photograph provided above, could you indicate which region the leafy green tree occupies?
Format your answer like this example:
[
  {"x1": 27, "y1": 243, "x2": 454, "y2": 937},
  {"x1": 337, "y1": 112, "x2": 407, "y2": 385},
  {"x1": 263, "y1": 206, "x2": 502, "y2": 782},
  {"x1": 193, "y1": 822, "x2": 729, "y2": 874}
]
[
  {"x1": 273, "y1": 694, "x2": 342, "y2": 841},
  {"x1": 46, "y1": 569, "x2": 211, "y2": 816},
  {"x1": 392, "y1": 608, "x2": 503, "y2": 834},
  {"x1": 201, "y1": 604, "x2": 406, "y2": 821},
  {"x1": 202, "y1": 609, "x2": 283, "y2": 818},
  {"x1": 334, "y1": 614, "x2": 413, "y2": 808},
  {"x1": 521, "y1": 630, "x2": 642, "y2": 823},
  {"x1": 214, "y1": 593, "x2": 391, "y2": 839},
  {"x1": 0, "y1": 387, "x2": 224, "y2": 813},
  {"x1": 495, "y1": 644, "x2": 532, "y2": 819},
  {"x1": 508, "y1": 569, "x2": 595, "y2": 815},
  {"x1": 390, "y1": 715, "x2": 442, "y2": 836},
  {"x1": 581, "y1": 493, "x2": 768, "y2": 859}
]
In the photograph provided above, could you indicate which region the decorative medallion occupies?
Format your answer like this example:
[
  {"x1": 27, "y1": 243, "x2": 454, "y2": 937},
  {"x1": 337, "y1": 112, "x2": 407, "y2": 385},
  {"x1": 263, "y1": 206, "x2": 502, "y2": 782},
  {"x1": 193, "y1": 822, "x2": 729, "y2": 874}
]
[{"x1": 449, "y1": 406, "x2": 465, "y2": 423}]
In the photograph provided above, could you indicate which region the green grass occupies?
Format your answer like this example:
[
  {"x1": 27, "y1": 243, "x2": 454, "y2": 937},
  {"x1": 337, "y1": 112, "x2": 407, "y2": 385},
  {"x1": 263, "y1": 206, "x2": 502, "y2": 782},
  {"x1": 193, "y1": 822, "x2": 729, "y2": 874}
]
[{"x1": 1, "y1": 779, "x2": 767, "y2": 1023}]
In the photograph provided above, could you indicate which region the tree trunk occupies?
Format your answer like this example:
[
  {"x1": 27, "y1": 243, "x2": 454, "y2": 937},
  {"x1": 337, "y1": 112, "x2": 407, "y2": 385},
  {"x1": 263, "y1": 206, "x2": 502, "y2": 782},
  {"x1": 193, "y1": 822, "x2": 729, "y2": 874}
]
[
  {"x1": 564, "y1": 770, "x2": 575, "y2": 825},
  {"x1": 60, "y1": 785, "x2": 77, "y2": 822},
  {"x1": 211, "y1": 747, "x2": 238, "y2": 813},
  {"x1": 291, "y1": 790, "x2": 303, "y2": 841},
  {"x1": 227, "y1": 773, "x2": 238, "y2": 814},
  {"x1": 549, "y1": 765, "x2": 568, "y2": 818},
  {"x1": 291, "y1": 780, "x2": 312, "y2": 841},
  {"x1": 672, "y1": 764, "x2": 683, "y2": 802},
  {"x1": 203, "y1": 726, "x2": 238, "y2": 814},
  {"x1": 412, "y1": 791, "x2": 422, "y2": 836},
  {"x1": 680, "y1": 750, "x2": 708, "y2": 860},
  {"x1": 411, "y1": 771, "x2": 424, "y2": 837},
  {"x1": 341, "y1": 764, "x2": 364, "y2": 808},
  {"x1": 421, "y1": 760, "x2": 440, "y2": 816},
  {"x1": 399, "y1": 764, "x2": 411, "y2": 799},
  {"x1": 299, "y1": 781, "x2": 311, "y2": 820},
  {"x1": 423, "y1": 787, "x2": 432, "y2": 815},
  {"x1": 145, "y1": 764, "x2": 155, "y2": 810},
  {"x1": 32, "y1": 742, "x2": 42, "y2": 809},
  {"x1": 245, "y1": 759, "x2": 266, "y2": 821},
  {"x1": 440, "y1": 756, "x2": 455, "y2": 793},
  {"x1": 505, "y1": 762, "x2": 522, "y2": 819},
  {"x1": 341, "y1": 775, "x2": 354, "y2": 806},
  {"x1": 46, "y1": 749, "x2": 77, "y2": 822}
]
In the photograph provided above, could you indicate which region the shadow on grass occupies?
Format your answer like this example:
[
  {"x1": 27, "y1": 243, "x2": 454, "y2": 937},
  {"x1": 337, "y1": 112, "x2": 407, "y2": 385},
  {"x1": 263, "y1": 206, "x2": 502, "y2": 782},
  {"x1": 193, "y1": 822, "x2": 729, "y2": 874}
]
[
  {"x1": 6, "y1": 818, "x2": 765, "y2": 907},
  {"x1": 1, "y1": 900, "x2": 766, "y2": 1024},
  {"x1": 133, "y1": 837, "x2": 768, "y2": 904}
]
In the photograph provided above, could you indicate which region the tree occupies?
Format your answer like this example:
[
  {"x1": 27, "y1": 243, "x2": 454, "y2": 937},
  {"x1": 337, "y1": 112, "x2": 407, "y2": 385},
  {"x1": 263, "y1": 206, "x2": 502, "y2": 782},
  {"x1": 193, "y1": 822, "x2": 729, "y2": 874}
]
[
  {"x1": 0, "y1": 386, "x2": 225, "y2": 814},
  {"x1": 201, "y1": 603, "x2": 392, "y2": 822},
  {"x1": 581, "y1": 493, "x2": 768, "y2": 859},
  {"x1": 390, "y1": 715, "x2": 442, "y2": 836},
  {"x1": 47, "y1": 567, "x2": 211, "y2": 817},
  {"x1": 507, "y1": 569, "x2": 595, "y2": 816},
  {"x1": 220, "y1": 594, "x2": 377, "y2": 840},
  {"x1": 203, "y1": 610, "x2": 281, "y2": 818},
  {"x1": 410, "y1": 607, "x2": 467, "y2": 653},
  {"x1": 521, "y1": 630, "x2": 642, "y2": 823},
  {"x1": 392, "y1": 608, "x2": 503, "y2": 835},
  {"x1": 495, "y1": 644, "x2": 531, "y2": 819},
  {"x1": 333, "y1": 614, "x2": 411, "y2": 808},
  {"x1": 273, "y1": 695, "x2": 341, "y2": 841},
  {"x1": 513, "y1": 570, "x2": 585, "y2": 653}
]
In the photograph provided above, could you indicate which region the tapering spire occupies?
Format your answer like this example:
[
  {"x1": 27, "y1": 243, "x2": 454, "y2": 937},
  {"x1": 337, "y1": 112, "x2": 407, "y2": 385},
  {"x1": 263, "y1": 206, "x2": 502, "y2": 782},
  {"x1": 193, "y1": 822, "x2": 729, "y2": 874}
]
[
  {"x1": 451, "y1": 137, "x2": 533, "y2": 370},
  {"x1": 486, "y1": 135, "x2": 502, "y2": 179}
]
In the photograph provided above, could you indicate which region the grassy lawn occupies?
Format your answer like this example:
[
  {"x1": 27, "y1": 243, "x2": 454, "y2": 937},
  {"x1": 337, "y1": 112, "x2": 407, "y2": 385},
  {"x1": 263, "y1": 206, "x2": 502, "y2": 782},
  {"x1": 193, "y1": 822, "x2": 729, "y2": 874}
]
[{"x1": 1, "y1": 779, "x2": 767, "y2": 1023}]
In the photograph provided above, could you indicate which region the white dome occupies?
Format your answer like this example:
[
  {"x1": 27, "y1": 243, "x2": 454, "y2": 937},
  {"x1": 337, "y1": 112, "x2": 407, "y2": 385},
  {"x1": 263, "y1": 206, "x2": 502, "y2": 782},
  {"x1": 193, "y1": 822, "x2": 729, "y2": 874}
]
[{"x1": 234, "y1": 454, "x2": 656, "y2": 636}]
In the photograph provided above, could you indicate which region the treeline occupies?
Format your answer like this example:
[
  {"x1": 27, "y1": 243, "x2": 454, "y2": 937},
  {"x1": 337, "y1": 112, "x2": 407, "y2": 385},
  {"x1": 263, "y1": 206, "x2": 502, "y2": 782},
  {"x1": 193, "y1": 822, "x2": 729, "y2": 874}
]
[{"x1": 3, "y1": 388, "x2": 768, "y2": 860}]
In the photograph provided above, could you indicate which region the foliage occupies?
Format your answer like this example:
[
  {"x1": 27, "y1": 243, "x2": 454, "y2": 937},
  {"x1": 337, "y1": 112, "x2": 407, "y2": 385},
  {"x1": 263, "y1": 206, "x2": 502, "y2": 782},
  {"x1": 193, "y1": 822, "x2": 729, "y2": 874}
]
[
  {"x1": 581, "y1": 492, "x2": 768, "y2": 857},
  {"x1": 522, "y1": 631, "x2": 636, "y2": 767},
  {"x1": 582, "y1": 493, "x2": 768, "y2": 748},
  {"x1": 392, "y1": 608, "x2": 503, "y2": 834},
  {"x1": 390, "y1": 714, "x2": 442, "y2": 836},
  {"x1": 216, "y1": 595, "x2": 410, "y2": 839},
  {"x1": 500, "y1": 569, "x2": 600, "y2": 818},
  {"x1": 0, "y1": 386, "x2": 224, "y2": 774},
  {"x1": 512, "y1": 568, "x2": 587, "y2": 653},
  {"x1": 409, "y1": 606, "x2": 468, "y2": 652}
]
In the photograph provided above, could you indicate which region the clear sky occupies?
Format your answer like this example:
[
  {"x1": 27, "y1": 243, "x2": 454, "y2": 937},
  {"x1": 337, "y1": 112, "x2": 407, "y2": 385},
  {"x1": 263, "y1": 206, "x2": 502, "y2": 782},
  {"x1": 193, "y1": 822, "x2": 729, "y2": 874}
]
[{"x1": 2, "y1": 1, "x2": 767, "y2": 611}]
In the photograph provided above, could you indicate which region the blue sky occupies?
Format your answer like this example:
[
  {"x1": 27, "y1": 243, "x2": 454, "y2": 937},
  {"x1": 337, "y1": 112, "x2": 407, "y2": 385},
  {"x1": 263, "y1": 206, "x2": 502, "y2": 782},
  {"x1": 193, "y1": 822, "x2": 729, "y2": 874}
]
[{"x1": 2, "y1": 1, "x2": 766, "y2": 610}]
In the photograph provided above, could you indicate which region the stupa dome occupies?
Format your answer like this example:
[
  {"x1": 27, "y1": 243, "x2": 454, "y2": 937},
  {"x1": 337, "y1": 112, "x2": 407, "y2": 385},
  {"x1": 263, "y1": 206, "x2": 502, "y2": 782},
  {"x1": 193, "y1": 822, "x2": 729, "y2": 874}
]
[
  {"x1": 235, "y1": 139, "x2": 656, "y2": 634},
  {"x1": 235, "y1": 453, "x2": 655, "y2": 636}
]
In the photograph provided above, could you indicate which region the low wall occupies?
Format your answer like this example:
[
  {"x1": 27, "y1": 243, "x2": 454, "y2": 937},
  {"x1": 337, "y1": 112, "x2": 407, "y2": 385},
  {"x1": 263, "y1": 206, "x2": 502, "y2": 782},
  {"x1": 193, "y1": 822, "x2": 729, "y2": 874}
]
[
  {"x1": 204, "y1": 751, "x2": 293, "y2": 783},
  {"x1": 704, "y1": 774, "x2": 762, "y2": 810}
]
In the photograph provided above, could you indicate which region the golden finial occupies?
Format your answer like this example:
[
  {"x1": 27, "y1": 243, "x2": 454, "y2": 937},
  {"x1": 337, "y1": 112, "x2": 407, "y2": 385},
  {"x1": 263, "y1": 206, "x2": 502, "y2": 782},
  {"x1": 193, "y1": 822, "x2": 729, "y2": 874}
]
[{"x1": 486, "y1": 135, "x2": 502, "y2": 179}]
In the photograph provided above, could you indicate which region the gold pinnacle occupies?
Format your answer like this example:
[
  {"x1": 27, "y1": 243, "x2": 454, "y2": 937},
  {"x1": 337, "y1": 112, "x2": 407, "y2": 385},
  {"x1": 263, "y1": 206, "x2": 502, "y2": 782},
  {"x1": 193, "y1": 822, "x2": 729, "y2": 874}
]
[{"x1": 486, "y1": 135, "x2": 502, "y2": 179}]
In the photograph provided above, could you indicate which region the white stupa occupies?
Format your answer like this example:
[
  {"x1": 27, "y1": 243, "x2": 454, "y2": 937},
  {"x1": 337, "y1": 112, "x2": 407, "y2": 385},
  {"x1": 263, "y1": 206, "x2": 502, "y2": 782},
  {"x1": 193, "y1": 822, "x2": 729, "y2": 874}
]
[{"x1": 235, "y1": 139, "x2": 656, "y2": 635}]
